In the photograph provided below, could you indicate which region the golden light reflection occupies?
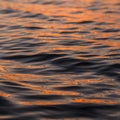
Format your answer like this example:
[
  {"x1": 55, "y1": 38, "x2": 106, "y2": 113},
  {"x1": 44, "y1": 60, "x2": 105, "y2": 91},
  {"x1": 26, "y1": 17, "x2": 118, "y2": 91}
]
[
  {"x1": 0, "y1": 65, "x2": 8, "y2": 73},
  {"x1": 0, "y1": 73, "x2": 43, "y2": 81},
  {"x1": 0, "y1": 0, "x2": 79, "y2": 16},
  {"x1": 73, "y1": 98, "x2": 119, "y2": 105},
  {"x1": 18, "y1": 101, "x2": 67, "y2": 106},
  {"x1": 88, "y1": 39, "x2": 120, "y2": 48},
  {"x1": 0, "y1": 72, "x2": 79, "y2": 96},
  {"x1": 0, "y1": 0, "x2": 120, "y2": 110},
  {"x1": 17, "y1": 98, "x2": 119, "y2": 106},
  {"x1": 0, "y1": 0, "x2": 119, "y2": 53},
  {"x1": 64, "y1": 79, "x2": 110, "y2": 86},
  {"x1": 41, "y1": 89, "x2": 79, "y2": 96},
  {"x1": 0, "y1": 92, "x2": 11, "y2": 97}
]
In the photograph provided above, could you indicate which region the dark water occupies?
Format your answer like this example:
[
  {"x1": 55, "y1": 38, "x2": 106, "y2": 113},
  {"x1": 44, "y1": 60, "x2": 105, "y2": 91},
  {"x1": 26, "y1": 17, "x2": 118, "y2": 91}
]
[{"x1": 0, "y1": 0, "x2": 120, "y2": 119}]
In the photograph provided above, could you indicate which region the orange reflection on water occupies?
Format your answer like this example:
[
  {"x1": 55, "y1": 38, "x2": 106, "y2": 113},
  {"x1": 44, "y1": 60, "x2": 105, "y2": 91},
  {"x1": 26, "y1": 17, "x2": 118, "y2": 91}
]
[
  {"x1": 88, "y1": 39, "x2": 120, "y2": 48},
  {"x1": 52, "y1": 45, "x2": 88, "y2": 51},
  {"x1": 0, "y1": 65, "x2": 8, "y2": 73},
  {"x1": 0, "y1": 0, "x2": 79, "y2": 16},
  {"x1": 0, "y1": 72, "x2": 79, "y2": 96},
  {"x1": 41, "y1": 89, "x2": 79, "y2": 96},
  {"x1": 64, "y1": 79, "x2": 109, "y2": 86},
  {"x1": 17, "y1": 98, "x2": 119, "y2": 106},
  {"x1": 0, "y1": 73, "x2": 43, "y2": 81},
  {"x1": 0, "y1": 0, "x2": 120, "y2": 110},
  {"x1": 73, "y1": 98, "x2": 119, "y2": 105},
  {"x1": 0, "y1": 92, "x2": 11, "y2": 97},
  {"x1": 18, "y1": 100, "x2": 67, "y2": 106}
]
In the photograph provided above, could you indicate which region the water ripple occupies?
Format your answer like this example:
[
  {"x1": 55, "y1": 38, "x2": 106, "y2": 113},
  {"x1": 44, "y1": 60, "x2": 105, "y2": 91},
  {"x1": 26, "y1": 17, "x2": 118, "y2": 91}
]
[{"x1": 0, "y1": 0, "x2": 120, "y2": 119}]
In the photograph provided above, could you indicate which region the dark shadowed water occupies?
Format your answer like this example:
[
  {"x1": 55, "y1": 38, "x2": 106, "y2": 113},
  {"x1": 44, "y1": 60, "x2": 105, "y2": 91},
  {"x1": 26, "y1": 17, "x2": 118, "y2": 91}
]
[{"x1": 0, "y1": 0, "x2": 120, "y2": 120}]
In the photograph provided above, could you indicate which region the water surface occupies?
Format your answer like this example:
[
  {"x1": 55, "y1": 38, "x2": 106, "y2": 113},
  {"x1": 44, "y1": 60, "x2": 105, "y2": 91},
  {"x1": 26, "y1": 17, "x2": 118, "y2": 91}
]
[{"x1": 0, "y1": 0, "x2": 120, "y2": 119}]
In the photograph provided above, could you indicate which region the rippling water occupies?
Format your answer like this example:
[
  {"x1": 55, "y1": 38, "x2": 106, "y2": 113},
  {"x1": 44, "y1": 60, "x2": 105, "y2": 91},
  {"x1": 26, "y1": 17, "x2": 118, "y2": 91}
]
[{"x1": 0, "y1": 0, "x2": 120, "y2": 119}]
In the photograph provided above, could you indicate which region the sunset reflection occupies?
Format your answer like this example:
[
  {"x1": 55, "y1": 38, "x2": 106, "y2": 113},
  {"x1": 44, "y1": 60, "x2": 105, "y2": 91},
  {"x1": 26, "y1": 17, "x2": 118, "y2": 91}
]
[
  {"x1": 73, "y1": 98, "x2": 119, "y2": 105},
  {"x1": 0, "y1": 0, "x2": 120, "y2": 119}
]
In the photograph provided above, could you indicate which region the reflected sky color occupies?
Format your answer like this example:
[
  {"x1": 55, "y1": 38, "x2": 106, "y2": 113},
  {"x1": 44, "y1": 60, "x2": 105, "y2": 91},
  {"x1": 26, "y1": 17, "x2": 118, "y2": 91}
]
[{"x1": 0, "y1": 0, "x2": 120, "y2": 119}]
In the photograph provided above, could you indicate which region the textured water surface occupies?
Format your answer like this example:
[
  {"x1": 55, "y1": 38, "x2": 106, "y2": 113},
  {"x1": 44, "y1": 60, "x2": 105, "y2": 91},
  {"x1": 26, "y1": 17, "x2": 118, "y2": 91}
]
[{"x1": 0, "y1": 0, "x2": 120, "y2": 120}]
